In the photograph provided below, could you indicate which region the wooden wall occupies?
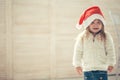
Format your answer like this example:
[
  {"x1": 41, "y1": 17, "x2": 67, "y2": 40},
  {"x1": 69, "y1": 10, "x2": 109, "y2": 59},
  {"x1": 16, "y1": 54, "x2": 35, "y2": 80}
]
[{"x1": 0, "y1": 0, "x2": 120, "y2": 80}]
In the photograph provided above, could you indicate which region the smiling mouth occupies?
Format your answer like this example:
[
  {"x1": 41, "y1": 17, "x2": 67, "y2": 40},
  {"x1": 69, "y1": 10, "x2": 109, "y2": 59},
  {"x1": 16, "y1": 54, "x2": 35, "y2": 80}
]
[{"x1": 93, "y1": 28, "x2": 99, "y2": 30}]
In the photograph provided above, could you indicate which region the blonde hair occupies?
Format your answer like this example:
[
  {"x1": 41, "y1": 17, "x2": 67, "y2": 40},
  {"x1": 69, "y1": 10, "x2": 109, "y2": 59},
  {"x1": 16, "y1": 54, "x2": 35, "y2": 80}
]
[{"x1": 84, "y1": 20, "x2": 106, "y2": 42}]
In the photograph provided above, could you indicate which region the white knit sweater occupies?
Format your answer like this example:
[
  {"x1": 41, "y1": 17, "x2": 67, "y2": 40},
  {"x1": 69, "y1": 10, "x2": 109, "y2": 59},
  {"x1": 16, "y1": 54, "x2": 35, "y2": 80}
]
[{"x1": 73, "y1": 30, "x2": 116, "y2": 71}]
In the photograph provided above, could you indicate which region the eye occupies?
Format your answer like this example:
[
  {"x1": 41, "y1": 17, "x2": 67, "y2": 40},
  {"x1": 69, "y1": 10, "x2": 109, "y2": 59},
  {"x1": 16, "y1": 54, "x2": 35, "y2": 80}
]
[{"x1": 91, "y1": 22, "x2": 94, "y2": 24}]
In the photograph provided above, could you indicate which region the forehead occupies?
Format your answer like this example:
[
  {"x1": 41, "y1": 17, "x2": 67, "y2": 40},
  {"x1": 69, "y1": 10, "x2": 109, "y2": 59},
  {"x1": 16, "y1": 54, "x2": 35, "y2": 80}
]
[{"x1": 93, "y1": 19, "x2": 102, "y2": 22}]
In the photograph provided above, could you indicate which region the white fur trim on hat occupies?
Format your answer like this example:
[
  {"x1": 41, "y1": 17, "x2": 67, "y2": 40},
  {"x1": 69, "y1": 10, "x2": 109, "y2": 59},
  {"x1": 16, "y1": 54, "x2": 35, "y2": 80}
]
[
  {"x1": 76, "y1": 23, "x2": 83, "y2": 30},
  {"x1": 82, "y1": 14, "x2": 106, "y2": 29}
]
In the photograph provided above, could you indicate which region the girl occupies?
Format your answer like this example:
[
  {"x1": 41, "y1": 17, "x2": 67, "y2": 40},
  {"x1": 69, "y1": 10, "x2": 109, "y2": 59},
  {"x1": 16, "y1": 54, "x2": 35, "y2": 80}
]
[{"x1": 73, "y1": 6, "x2": 116, "y2": 80}]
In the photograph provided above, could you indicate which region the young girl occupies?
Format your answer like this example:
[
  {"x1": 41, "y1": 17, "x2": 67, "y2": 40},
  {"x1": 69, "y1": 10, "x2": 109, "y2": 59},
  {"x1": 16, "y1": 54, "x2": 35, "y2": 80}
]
[{"x1": 73, "y1": 6, "x2": 116, "y2": 80}]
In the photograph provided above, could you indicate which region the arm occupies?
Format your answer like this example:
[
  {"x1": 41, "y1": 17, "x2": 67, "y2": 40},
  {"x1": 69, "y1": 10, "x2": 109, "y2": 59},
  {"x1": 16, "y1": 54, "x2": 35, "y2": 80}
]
[
  {"x1": 73, "y1": 35, "x2": 83, "y2": 67},
  {"x1": 73, "y1": 34, "x2": 83, "y2": 75},
  {"x1": 106, "y1": 33, "x2": 116, "y2": 72}
]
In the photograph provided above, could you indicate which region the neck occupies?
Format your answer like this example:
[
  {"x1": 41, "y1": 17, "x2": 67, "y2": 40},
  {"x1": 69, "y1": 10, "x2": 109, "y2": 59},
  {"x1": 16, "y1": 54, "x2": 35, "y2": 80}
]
[{"x1": 89, "y1": 30, "x2": 101, "y2": 37}]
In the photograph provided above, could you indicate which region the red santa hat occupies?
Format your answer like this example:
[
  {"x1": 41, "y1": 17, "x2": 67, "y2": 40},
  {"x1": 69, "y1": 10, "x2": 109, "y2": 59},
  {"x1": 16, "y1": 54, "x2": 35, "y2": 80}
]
[{"x1": 76, "y1": 6, "x2": 105, "y2": 29}]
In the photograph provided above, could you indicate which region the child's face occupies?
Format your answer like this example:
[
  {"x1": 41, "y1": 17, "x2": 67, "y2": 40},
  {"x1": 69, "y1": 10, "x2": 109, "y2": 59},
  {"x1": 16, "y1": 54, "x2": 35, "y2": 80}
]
[{"x1": 88, "y1": 19, "x2": 103, "y2": 34}]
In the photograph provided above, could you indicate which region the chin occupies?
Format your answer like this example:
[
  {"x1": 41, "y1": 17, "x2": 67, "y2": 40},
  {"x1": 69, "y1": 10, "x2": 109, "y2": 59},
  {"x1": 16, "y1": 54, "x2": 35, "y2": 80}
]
[{"x1": 92, "y1": 30, "x2": 99, "y2": 33}]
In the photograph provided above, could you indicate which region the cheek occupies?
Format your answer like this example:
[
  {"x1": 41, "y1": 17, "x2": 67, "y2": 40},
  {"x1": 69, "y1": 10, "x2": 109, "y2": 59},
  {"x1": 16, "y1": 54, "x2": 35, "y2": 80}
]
[
  {"x1": 89, "y1": 27, "x2": 93, "y2": 31},
  {"x1": 99, "y1": 26, "x2": 103, "y2": 29},
  {"x1": 89, "y1": 26, "x2": 93, "y2": 29}
]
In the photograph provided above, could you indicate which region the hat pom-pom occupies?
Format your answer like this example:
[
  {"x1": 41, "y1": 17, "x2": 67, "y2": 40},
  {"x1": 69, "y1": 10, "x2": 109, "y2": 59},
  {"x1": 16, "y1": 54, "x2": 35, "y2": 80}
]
[
  {"x1": 76, "y1": 24, "x2": 82, "y2": 30},
  {"x1": 76, "y1": 24, "x2": 83, "y2": 30}
]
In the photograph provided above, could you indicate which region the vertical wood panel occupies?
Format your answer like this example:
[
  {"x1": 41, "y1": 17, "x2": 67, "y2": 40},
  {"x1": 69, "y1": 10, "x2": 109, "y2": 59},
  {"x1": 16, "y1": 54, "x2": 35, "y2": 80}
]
[
  {"x1": 0, "y1": 0, "x2": 7, "y2": 80},
  {"x1": 13, "y1": 0, "x2": 50, "y2": 80},
  {"x1": 6, "y1": 0, "x2": 13, "y2": 80},
  {"x1": 49, "y1": 0, "x2": 56, "y2": 79}
]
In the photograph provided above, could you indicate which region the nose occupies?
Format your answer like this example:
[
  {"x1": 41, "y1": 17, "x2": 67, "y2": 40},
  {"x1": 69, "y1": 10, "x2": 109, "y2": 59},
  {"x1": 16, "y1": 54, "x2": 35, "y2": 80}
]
[{"x1": 93, "y1": 23, "x2": 98, "y2": 27}]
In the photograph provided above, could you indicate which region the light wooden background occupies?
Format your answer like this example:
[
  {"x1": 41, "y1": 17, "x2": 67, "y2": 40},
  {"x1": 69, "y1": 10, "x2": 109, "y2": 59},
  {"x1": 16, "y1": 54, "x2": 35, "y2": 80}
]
[{"x1": 0, "y1": 0, "x2": 120, "y2": 80}]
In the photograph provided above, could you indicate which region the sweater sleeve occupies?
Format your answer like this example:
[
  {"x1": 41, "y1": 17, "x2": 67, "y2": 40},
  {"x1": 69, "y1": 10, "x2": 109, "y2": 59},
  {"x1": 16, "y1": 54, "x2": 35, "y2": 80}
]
[
  {"x1": 106, "y1": 32, "x2": 116, "y2": 66},
  {"x1": 73, "y1": 34, "x2": 83, "y2": 67}
]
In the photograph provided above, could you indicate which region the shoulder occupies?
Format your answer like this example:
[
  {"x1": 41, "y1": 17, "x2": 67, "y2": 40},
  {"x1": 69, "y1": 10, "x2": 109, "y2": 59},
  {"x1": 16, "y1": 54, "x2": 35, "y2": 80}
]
[
  {"x1": 105, "y1": 31, "x2": 112, "y2": 37},
  {"x1": 75, "y1": 30, "x2": 86, "y2": 41},
  {"x1": 105, "y1": 31, "x2": 111, "y2": 35},
  {"x1": 105, "y1": 31, "x2": 113, "y2": 41}
]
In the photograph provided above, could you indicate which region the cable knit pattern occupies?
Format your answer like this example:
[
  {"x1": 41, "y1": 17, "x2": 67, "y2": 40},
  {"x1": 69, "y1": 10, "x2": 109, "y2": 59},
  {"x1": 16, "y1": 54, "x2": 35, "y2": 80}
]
[{"x1": 73, "y1": 30, "x2": 116, "y2": 71}]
